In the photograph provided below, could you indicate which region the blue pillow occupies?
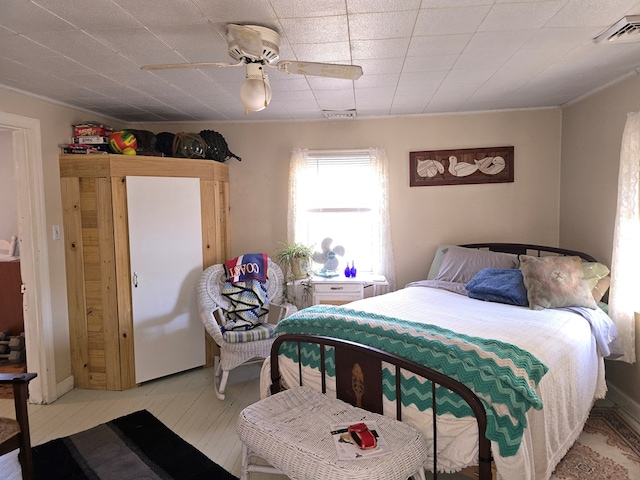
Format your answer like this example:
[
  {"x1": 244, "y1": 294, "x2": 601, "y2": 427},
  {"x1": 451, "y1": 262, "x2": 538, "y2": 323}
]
[{"x1": 465, "y1": 268, "x2": 528, "y2": 307}]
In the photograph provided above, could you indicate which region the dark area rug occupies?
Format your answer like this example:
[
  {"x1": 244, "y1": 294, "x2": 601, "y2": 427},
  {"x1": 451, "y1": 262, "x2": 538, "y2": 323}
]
[{"x1": 32, "y1": 409, "x2": 238, "y2": 480}]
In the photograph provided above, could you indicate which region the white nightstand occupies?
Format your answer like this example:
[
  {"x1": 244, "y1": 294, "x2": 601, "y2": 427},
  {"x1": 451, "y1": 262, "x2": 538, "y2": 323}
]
[{"x1": 310, "y1": 274, "x2": 388, "y2": 306}]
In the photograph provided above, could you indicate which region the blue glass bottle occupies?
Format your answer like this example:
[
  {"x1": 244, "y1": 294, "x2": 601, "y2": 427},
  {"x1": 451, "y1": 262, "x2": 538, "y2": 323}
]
[
  {"x1": 349, "y1": 261, "x2": 357, "y2": 278},
  {"x1": 344, "y1": 262, "x2": 352, "y2": 278}
]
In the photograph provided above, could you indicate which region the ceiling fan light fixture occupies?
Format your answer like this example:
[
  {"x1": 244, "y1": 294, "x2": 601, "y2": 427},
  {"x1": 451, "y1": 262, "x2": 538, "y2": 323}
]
[
  {"x1": 140, "y1": 23, "x2": 363, "y2": 114},
  {"x1": 240, "y1": 63, "x2": 272, "y2": 113}
]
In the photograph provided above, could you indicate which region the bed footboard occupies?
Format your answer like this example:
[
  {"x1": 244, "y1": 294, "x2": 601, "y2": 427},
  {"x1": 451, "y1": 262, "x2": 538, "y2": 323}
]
[{"x1": 269, "y1": 333, "x2": 494, "y2": 480}]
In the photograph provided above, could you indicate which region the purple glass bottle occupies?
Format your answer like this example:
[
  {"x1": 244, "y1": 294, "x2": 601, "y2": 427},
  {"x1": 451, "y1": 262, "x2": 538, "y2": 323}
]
[{"x1": 349, "y1": 261, "x2": 357, "y2": 278}]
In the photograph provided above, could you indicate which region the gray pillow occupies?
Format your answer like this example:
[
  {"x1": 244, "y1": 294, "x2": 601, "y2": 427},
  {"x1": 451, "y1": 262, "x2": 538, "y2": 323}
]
[
  {"x1": 434, "y1": 246, "x2": 519, "y2": 283},
  {"x1": 520, "y1": 255, "x2": 597, "y2": 310},
  {"x1": 427, "y1": 244, "x2": 456, "y2": 280}
]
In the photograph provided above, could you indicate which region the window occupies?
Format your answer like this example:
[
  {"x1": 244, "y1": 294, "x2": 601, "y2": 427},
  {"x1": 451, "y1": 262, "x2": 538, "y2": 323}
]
[{"x1": 288, "y1": 148, "x2": 396, "y2": 290}]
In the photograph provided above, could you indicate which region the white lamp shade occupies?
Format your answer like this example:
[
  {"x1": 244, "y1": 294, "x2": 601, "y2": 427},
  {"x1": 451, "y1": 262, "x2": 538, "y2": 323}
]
[
  {"x1": 240, "y1": 63, "x2": 272, "y2": 112},
  {"x1": 240, "y1": 78, "x2": 272, "y2": 111}
]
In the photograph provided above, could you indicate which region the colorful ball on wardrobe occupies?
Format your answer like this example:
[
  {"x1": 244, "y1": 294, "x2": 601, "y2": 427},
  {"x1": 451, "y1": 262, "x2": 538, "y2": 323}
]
[{"x1": 108, "y1": 130, "x2": 137, "y2": 154}]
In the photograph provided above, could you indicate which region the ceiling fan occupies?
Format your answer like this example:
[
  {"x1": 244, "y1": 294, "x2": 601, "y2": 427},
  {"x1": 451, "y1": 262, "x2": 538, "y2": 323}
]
[{"x1": 141, "y1": 24, "x2": 364, "y2": 114}]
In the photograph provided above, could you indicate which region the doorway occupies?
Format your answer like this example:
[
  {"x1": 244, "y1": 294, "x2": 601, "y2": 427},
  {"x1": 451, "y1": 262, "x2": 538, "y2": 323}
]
[{"x1": 0, "y1": 111, "x2": 57, "y2": 404}]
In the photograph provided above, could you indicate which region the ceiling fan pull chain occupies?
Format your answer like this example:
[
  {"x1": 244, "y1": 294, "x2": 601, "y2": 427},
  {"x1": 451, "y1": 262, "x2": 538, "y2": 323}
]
[{"x1": 263, "y1": 77, "x2": 269, "y2": 108}]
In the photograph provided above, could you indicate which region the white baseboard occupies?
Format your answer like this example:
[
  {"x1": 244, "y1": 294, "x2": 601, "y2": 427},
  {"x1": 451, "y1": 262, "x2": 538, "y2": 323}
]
[
  {"x1": 56, "y1": 375, "x2": 74, "y2": 400},
  {"x1": 606, "y1": 381, "x2": 640, "y2": 424}
]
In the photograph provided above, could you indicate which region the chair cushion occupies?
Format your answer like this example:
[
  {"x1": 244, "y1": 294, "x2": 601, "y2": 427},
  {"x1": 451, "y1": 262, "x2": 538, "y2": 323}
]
[
  {"x1": 0, "y1": 417, "x2": 20, "y2": 442},
  {"x1": 222, "y1": 323, "x2": 277, "y2": 343}
]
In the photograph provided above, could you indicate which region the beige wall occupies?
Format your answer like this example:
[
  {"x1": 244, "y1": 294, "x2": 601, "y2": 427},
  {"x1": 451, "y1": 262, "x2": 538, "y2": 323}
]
[
  {"x1": 561, "y1": 73, "x2": 640, "y2": 413},
  {"x1": 0, "y1": 88, "x2": 122, "y2": 385},
  {"x1": 139, "y1": 108, "x2": 562, "y2": 289},
  {"x1": 0, "y1": 130, "x2": 18, "y2": 245}
]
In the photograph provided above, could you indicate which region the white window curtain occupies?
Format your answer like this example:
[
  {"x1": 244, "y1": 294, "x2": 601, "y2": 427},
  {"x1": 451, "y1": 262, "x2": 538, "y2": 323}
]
[
  {"x1": 287, "y1": 147, "x2": 397, "y2": 291},
  {"x1": 608, "y1": 111, "x2": 640, "y2": 363}
]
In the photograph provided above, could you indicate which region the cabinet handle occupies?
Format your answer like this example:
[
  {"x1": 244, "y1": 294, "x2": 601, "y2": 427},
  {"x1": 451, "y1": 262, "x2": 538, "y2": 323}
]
[
  {"x1": 133, "y1": 272, "x2": 138, "y2": 288},
  {"x1": 330, "y1": 286, "x2": 343, "y2": 290}
]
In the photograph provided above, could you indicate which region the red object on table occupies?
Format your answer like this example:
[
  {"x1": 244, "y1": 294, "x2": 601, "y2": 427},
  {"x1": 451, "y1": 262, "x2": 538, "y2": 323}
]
[{"x1": 348, "y1": 422, "x2": 377, "y2": 449}]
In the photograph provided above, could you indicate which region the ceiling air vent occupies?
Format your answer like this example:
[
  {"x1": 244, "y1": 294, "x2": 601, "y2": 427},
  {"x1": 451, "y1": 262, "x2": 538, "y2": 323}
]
[
  {"x1": 322, "y1": 109, "x2": 357, "y2": 119},
  {"x1": 594, "y1": 15, "x2": 640, "y2": 43}
]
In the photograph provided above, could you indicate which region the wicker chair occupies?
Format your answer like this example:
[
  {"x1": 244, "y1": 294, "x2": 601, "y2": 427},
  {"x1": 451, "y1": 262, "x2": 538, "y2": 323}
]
[{"x1": 197, "y1": 258, "x2": 296, "y2": 400}]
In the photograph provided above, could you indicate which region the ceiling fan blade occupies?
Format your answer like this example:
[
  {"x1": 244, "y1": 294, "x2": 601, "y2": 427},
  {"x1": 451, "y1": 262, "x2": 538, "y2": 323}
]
[
  {"x1": 141, "y1": 61, "x2": 242, "y2": 71},
  {"x1": 227, "y1": 24, "x2": 264, "y2": 59},
  {"x1": 275, "y1": 61, "x2": 363, "y2": 80}
]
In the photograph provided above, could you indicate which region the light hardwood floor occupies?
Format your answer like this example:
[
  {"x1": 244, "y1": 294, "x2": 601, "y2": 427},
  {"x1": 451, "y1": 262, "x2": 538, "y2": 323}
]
[{"x1": 0, "y1": 363, "x2": 283, "y2": 480}]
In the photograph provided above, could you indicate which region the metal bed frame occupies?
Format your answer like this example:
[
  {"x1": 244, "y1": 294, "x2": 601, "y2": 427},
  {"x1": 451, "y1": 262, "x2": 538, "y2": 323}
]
[{"x1": 269, "y1": 243, "x2": 602, "y2": 480}]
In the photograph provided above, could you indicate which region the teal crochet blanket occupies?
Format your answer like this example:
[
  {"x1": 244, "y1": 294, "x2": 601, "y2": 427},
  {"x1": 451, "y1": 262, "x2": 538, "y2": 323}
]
[{"x1": 276, "y1": 305, "x2": 548, "y2": 457}]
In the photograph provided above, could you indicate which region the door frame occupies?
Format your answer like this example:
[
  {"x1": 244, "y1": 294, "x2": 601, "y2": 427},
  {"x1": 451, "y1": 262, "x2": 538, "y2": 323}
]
[{"x1": 0, "y1": 111, "x2": 56, "y2": 404}]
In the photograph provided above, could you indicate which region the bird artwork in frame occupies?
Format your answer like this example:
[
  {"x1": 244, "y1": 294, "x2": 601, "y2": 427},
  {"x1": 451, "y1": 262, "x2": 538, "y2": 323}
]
[{"x1": 409, "y1": 146, "x2": 514, "y2": 187}]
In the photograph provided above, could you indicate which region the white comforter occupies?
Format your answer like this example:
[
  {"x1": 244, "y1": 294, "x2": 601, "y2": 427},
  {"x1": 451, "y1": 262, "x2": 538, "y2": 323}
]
[{"x1": 261, "y1": 286, "x2": 606, "y2": 480}]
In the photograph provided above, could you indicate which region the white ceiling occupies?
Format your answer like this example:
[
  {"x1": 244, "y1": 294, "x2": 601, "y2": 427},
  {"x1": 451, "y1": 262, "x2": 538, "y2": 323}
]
[{"x1": 1, "y1": 0, "x2": 640, "y2": 123}]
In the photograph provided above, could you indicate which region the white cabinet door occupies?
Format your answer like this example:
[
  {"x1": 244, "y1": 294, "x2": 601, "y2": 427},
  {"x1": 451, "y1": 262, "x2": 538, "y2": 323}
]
[{"x1": 126, "y1": 176, "x2": 205, "y2": 383}]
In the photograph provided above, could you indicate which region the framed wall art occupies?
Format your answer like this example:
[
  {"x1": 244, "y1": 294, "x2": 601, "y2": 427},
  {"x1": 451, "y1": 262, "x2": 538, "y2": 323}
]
[{"x1": 409, "y1": 146, "x2": 514, "y2": 187}]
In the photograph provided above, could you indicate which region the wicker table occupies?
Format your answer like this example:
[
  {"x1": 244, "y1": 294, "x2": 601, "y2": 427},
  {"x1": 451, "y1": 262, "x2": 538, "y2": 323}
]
[{"x1": 237, "y1": 386, "x2": 428, "y2": 480}]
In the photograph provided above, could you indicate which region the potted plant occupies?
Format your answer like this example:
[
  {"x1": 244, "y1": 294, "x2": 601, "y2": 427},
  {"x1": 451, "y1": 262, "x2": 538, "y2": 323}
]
[{"x1": 274, "y1": 242, "x2": 314, "y2": 280}]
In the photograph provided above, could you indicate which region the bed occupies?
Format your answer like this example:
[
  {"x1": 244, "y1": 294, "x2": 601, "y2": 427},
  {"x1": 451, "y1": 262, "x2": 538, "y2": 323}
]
[{"x1": 259, "y1": 243, "x2": 619, "y2": 480}]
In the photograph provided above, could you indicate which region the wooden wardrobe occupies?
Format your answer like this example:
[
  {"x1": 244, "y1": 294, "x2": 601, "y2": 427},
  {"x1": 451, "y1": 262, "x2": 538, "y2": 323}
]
[{"x1": 59, "y1": 154, "x2": 230, "y2": 390}]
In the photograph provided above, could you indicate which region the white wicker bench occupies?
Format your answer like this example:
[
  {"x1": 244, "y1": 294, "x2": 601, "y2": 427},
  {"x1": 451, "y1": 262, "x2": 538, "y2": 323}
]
[{"x1": 237, "y1": 385, "x2": 428, "y2": 480}]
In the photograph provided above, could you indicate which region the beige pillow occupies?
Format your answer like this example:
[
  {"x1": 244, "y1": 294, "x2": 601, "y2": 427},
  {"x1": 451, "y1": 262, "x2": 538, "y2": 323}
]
[{"x1": 520, "y1": 255, "x2": 597, "y2": 310}]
